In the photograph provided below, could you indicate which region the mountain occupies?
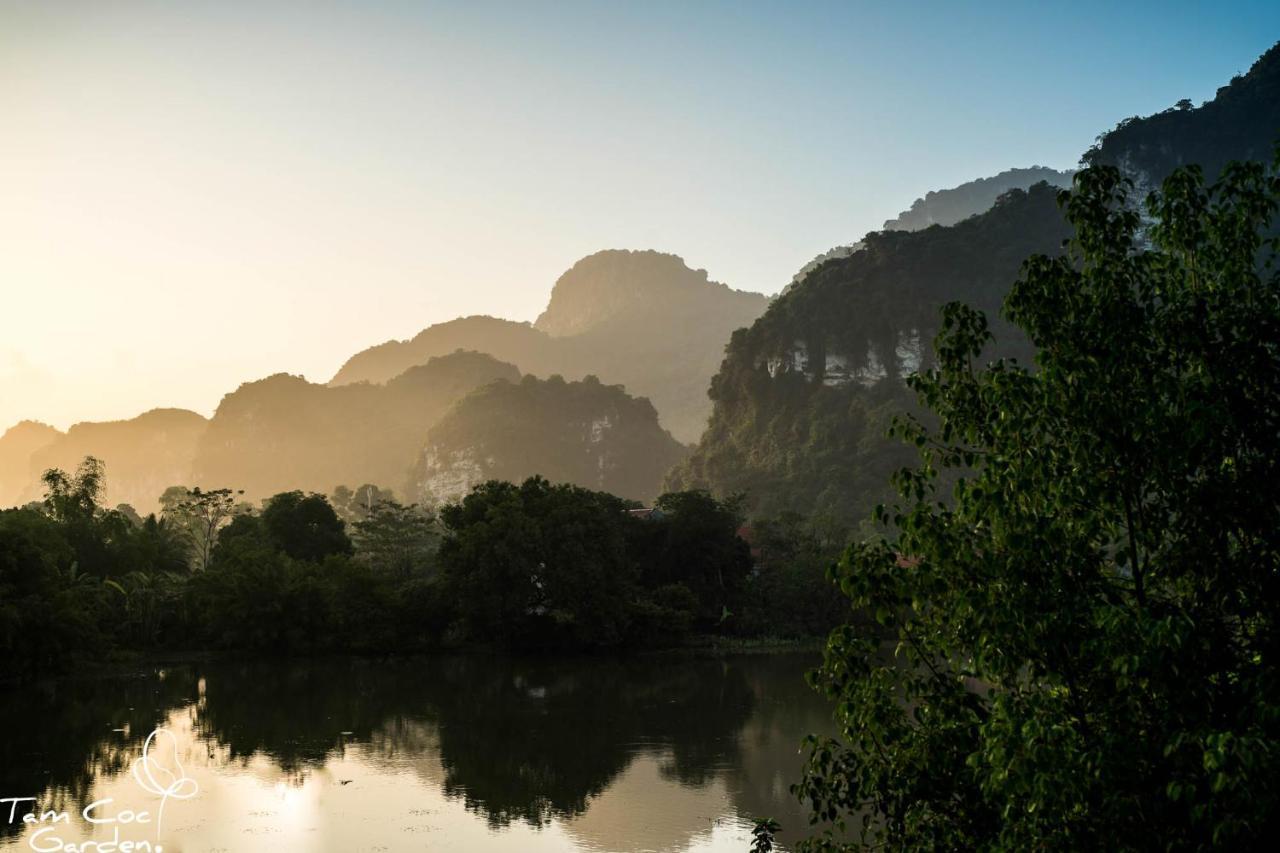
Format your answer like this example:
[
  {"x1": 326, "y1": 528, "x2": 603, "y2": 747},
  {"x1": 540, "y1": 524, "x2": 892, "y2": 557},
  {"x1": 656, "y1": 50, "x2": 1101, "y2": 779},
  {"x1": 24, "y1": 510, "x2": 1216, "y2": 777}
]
[
  {"x1": 786, "y1": 166, "x2": 1074, "y2": 291},
  {"x1": 331, "y1": 316, "x2": 557, "y2": 388},
  {"x1": 671, "y1": 42, "x2": 1280, "y2": 525},
  {"x1": 408, "y1": 373, "x2": 688, "y2": 505},
  {"x1": 533, "y1": 249, "x2": 766, "y2": 337},
  {"x1": 192, "y1": 350, "x2": 520, "y2": 502},
  {"x1": 1084, "y1": 41, "x2": 1280, "y2": 189},
  {"x1": 25, "y1": 409, "x2": 209, "y2": 512},
  {"x1": 667, "y1": 184, "x2": 1071, "y2": 523},
  {"x1": 331, "y1": 250, "x2": 770, "y2": 442},
  {"x1": 0, "y1": 420, "x2": 62, "y2": 508},
  {"x1": 881, "y1": 166, "x2": 1075, "y2": 231}
]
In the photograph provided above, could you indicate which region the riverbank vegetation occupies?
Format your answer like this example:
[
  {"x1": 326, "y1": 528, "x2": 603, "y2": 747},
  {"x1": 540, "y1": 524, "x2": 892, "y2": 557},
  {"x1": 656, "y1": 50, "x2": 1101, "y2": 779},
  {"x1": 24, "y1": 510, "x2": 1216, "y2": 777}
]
[{"x1": 0, "y1": 460, "x2": 849, "y2": 681}]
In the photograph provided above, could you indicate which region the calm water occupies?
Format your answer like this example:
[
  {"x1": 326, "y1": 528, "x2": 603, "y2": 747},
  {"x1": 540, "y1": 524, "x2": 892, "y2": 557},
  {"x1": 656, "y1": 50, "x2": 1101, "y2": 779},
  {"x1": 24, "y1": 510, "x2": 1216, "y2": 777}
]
[{"x1": 0, "y1": 653, "x2": 835, "y2": 852}]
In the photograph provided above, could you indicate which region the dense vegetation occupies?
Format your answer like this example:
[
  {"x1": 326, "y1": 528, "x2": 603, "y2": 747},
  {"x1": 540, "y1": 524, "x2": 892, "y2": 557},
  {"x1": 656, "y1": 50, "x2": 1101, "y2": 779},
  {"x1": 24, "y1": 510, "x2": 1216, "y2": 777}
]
[
  {"x1": 669, "y1": 182, "x2": 1071, "y2": 525},
  {"x1": 794, "y1": 161, "x2": 1280, "y2": 850},
  {"x1": 0, "y1": 456, "x2": 846, "y2": 682},
  {"x1": 409, "y1": 373, "x2": 689, "y2": 505}
]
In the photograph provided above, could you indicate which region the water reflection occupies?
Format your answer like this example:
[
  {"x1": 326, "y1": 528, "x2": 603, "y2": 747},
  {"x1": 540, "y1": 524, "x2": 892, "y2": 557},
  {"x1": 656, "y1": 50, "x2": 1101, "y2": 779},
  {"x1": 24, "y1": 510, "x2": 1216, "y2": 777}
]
[{"x1": 0, "y1": 653, "x2": 832, "y2": 851}]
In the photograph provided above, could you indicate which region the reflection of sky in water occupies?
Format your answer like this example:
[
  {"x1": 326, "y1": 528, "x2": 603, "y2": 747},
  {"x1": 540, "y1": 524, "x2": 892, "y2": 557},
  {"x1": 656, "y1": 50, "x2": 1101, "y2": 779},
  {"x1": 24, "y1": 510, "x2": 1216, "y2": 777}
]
[{"x1": 0, "y1": 654, "x2": 833, "y2": 852}]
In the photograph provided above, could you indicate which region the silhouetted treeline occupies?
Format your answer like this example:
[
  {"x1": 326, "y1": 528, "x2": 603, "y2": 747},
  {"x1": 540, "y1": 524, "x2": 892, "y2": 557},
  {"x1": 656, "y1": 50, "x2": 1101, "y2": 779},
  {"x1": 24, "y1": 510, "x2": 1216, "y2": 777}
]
[{"x1": 0, "y1": 458, "x2": 847, "y2": 681}]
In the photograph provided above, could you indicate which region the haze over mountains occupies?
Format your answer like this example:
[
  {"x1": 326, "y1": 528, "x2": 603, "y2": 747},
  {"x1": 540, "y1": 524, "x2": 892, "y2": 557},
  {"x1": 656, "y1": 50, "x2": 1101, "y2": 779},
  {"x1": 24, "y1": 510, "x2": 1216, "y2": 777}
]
[
  {"x1": 409, "y1": 374, "x2": 687, "y2": 505},
  {"x1": 331, "y1": 250, "x2": 770, "y2": 443},
  {"x1": 1, "y1": 42, "x2": 1276, "y2": 517}
]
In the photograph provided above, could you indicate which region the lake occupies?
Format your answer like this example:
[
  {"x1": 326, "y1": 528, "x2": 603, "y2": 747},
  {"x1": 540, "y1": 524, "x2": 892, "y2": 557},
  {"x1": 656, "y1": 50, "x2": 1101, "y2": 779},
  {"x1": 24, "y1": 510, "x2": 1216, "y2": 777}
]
[{"x1": 0, "y1": 652, "x2": 836, "y2": 852}]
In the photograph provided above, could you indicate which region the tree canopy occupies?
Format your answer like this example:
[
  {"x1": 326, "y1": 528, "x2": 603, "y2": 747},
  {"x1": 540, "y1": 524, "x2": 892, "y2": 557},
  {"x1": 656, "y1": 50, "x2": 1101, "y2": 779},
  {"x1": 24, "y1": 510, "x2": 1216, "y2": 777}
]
[{"x1": 796, "y1": 160, "x2": 1280, "y2": 849}]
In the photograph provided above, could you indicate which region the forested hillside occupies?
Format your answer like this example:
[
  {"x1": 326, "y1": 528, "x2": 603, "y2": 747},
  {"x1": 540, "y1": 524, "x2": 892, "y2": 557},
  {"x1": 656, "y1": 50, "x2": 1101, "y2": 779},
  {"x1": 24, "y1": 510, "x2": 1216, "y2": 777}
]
[
  {"x1": 1084, "y1": 41, "x2": 1280, "y2": 185},
  {"x1": 193, "y1": 351, "x2": 520, "y2": 502},
  {"x1": 668, "y1": 184, "x2": 1071, "y2": 522},
  {"x1": 670, "y1": 46, "x2": 1280, "y2": 526},
  {"x1": 786, "y1": 166, "x2": 1073, "y2": 290},
  {"x1": 409, "y1": 373, "x2": 688, "y2": 505}
]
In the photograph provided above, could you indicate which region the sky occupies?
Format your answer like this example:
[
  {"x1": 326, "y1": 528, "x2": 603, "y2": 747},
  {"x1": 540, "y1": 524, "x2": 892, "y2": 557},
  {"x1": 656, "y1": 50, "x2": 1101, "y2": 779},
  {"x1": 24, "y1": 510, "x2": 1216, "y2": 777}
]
[{"x1": 2, "y1": 0, "x2": 1278, "y2": 430}]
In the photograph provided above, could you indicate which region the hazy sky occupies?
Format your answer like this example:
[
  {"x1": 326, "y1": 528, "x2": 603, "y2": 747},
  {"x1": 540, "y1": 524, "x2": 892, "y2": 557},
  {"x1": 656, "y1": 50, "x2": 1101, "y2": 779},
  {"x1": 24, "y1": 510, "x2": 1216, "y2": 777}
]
[{"x1": 3, "y1": 1, "x2": 1278, "y2": 430}]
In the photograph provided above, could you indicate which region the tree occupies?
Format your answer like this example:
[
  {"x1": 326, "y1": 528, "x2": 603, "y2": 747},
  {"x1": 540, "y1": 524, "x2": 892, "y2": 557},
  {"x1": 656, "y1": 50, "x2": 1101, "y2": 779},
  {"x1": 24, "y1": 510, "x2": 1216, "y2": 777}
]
[
  {"x1": 41, "y1": 456, "x2": 105, "y2": 523},
  {"x1": 738, "y1": 512, "x2": 851, "y2": 638},
  {"x1": 331, "y1": 483, "x2": 395, "y2": 524},
  {"x1": 437, "y1": 477, "x2": 637, "y2": 647},
  {"x1": 163, "y1": 486, "x2": 244, "y2": 572},
  {"x1": 260, "y1": 491, "x2": 353, "y2": 562},
  {"x1": 640, "y1": 490, "x2": 753, "y2": 626},
  {"x1": 796, "y1": 160, "x2": 1280, "y2": 849},
  {"x1": 352, "y1": 500, "x2": 440, "y2": 578}
]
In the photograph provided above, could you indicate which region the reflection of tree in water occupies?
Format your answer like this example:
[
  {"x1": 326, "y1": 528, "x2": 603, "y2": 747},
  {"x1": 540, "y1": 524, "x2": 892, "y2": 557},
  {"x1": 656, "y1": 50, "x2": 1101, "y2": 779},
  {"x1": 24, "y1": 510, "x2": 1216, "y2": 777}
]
[
  {"x1": 424, "y1": 656, "x2": 756, "y2": 828},
  {"x1": 718, "y1": 652, "x2": 839, "y2": 849},
  {"x1": 0, "y1": 669, "x2": 198, "y2": 840},
  {"x1": 191, "y1": 658, "x2": 417, "y2": 775},
  {"x1": 2, "y1": 654, "x2": 819, "y2": 844},
  {"x1": 186, "y1": 655, "x2": 758, "y2": 829}
]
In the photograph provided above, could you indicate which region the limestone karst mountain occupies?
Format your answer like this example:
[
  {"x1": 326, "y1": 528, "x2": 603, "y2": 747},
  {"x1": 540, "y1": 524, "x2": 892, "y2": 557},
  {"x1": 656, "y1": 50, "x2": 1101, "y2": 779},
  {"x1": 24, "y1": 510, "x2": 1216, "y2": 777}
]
[
  {"x1": 0, "y1": 420, "x2": 62, "y2": 508},
  {"x1": 787, "y1": 166, "x2": 1075, "y2": 291},
  {"x1": 331, "y1": 250, "x2": 770, "y2": 443},
  {"x1": 408, "y1": 373, "x2": 688, "y2": 506},
  {"x1": 880, "y1": 166, "x2": 1076, "y2": 232},
  {"x1": 25, "y1": 409, "x2": 209, "y2": 512},
  {"x1": 668, "y1": 183, "x2": 1071, "y2": 523},
  {"x1": 192, "y1": 350, "x2": 521, "y2": 502},
  {"x1": 1083, "y1": 40, "x2": 1280, "y2": 189},
  {"x1": 671, "y1": 42, "x2": 1280, "y2": 525}
]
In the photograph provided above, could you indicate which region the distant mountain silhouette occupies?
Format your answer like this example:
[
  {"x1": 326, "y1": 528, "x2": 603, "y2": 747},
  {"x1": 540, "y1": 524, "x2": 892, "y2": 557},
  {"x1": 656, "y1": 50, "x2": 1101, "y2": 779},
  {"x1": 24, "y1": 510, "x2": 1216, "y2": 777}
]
[
  {"x1": 25, "y1": 409, "x2": 208, "y2": 512},
  {"x1": 331, "y1": 316, "x2": 557, "y2": 388},
  {"x1": 0, "y1": 420, "x2": 62, "y2": 507},
  {"x1": 192, "y1": 351, "x2": 520, "y2": 502},
  {"x1": 331, "y1": 250, "x2": 770, "y2": 442},
  {"x1": 881, "y1": 166, "x2": 1075, "y2": 231},
  {"x1": 408, "y1": 373, "x2": 688, "y2": 505},
  {"x1": 787, "y1": 166, "x2": 1074, "y2": 291},
  {"x1": 5, "y1": 44, "x2": 1274, "y2": 515}
]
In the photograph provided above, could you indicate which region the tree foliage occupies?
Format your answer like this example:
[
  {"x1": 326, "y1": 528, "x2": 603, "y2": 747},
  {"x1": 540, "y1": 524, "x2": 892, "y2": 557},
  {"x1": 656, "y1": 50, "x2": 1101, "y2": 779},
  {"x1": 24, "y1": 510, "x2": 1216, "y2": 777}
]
[{"x1": 797, "y1": 160, "x2": 1280, "y2": 849}]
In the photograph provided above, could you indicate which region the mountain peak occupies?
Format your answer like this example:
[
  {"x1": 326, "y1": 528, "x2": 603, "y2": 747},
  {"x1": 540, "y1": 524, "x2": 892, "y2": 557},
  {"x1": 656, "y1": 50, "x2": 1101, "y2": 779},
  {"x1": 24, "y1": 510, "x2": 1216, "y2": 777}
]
[{"x1": 534, "y1": 249, "x2": 766, "y2": 338}]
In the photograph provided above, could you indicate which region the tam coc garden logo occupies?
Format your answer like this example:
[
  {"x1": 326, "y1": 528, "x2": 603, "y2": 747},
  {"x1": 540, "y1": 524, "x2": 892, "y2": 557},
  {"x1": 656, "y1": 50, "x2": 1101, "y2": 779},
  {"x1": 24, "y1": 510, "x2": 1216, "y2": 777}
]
[{"x1": 3, "y1": 729, "x2": 198, "y2": 853}]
